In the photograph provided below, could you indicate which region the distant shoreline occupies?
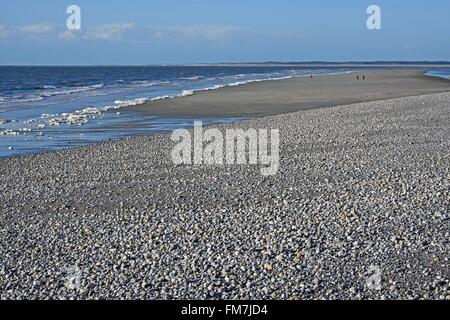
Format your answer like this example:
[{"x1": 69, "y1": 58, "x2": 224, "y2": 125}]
[
  {"x1": 1, "y1": 62, "x2": 450, "y2": 68},
  {"x1": 171, "y1": 63, "x2": 450, "y2": 68}
]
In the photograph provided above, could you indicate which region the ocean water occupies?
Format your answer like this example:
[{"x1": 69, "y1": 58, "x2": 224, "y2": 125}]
[
  {"x1": 425, "y1": 68, "x2": 450, "y2": 80},
  {"x1": 0, "y1": 65, "x2": 447, "y2": 158}
]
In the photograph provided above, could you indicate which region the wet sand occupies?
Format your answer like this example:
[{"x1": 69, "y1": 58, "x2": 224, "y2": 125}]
[{"x1": 131, "y1": 71, "x2": 450, "y2": 118}]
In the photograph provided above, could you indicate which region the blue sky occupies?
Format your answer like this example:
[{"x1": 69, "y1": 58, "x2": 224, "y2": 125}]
[{"x1": 0, "y1": 0, "x2": 449, "y2": 65}]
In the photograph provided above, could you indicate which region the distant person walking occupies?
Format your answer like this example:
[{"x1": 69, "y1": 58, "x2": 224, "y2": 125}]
[
  {"x1": 357, "y1": 75, "x2": 359, "y2": 80},
  {"x1": 363, "y1": 75, "x2": 366, "y2": 80}
]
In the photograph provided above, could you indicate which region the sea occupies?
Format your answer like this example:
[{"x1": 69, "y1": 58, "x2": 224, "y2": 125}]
[{"x1": 0, "y1": 65, "x2": 449, "y2": 158}]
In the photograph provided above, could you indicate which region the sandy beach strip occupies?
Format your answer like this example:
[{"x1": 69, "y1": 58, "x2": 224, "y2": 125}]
[{"x1": 130, "y1": 70, "x2": 450, "y2": 118}]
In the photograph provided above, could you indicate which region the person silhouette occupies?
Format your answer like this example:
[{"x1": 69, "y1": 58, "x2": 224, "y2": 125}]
[
  {"x1": 363, "y1": 75, "x2": 366, "y2": 80},
  {"x1": 357, "y1": 75, "x2": 359, "y2": 80}
]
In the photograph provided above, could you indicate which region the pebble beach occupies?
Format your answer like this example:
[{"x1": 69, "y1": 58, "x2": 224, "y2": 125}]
[{"x1": 0, "y1": 90, "x2": 449, "y2": 299}]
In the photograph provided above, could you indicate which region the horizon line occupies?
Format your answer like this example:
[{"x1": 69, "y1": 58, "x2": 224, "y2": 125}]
[{"x1": 1, "y1": 61, "x2": 450, "y2": 67}]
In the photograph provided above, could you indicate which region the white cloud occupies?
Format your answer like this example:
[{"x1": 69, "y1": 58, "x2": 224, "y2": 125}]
[
  {"x1": 144, "y1": 25, "x2": 237, "y2": 43},
  {"x1": 80, "y1": 24, "x2": 237, "y2": 43},
  {"x1": 1, "y1": 22, "x2": 238, "y2": 44},
  {"x1": 18, "y1": 23, "x2": 56, "y2": 34},
  {"x1": 84, "y1": 23, "x2": 135, "y2": 41},
  {"x1": 172, "y1": 25, "x2": 237, "y2": 41},
  {"x1": 58, "y1": 30, "x2": 78, "y2": 40}
]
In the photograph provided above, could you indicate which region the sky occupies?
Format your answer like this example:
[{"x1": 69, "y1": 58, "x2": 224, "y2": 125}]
[{"x1": 0, "y1": 0, "x2": 449, "y2": 65}]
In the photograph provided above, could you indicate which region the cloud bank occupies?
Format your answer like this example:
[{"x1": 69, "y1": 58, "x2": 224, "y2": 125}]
[
  {"x1": 18, "y1": 23, "x2": 56, "y2": 34},
  {"x1": 0, "y1": 23, "x2": 238, "y2": 44}
]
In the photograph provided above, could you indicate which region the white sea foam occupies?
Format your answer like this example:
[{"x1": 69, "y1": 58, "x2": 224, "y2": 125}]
[
  {"x1": 113, "y1": 98, "x2": 151, "y2": 108},
  {"x1": 47, "y1": 107, "x2": 103, "y2": 127},
  {"x1": 204, "y1": 84, "x2": 227, "y2": 91},
  {"x1": 181, "y1": 90, "x2": 195, "y2": 97},
  {"x1": 182, "y1": 76, "x2": 204, "y2": 81},
  {"x1": 12, "y1": 96, "x2": 45, "y2": 103},
  {"x1": 35, "y1": 85, "x2": 57, "y2": 90},
  {"x1": 0, "y1": 129, "x2": 20, "y2": 136},
  {"x1": 150, "y1": 95, "x2": 171, "y2": 101},
  {"x1": 41, "y1": 113, "x2": 58, "y2": 119},
  {"x1": 104, "y1": 88, "x2": 195, "y2": 111},
  {"x1": 130, "y1": 80, "x2": 170, "y2": 88},
  {"x1": 38, "y1": 84, "x2": 104, "y2": 98}
]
